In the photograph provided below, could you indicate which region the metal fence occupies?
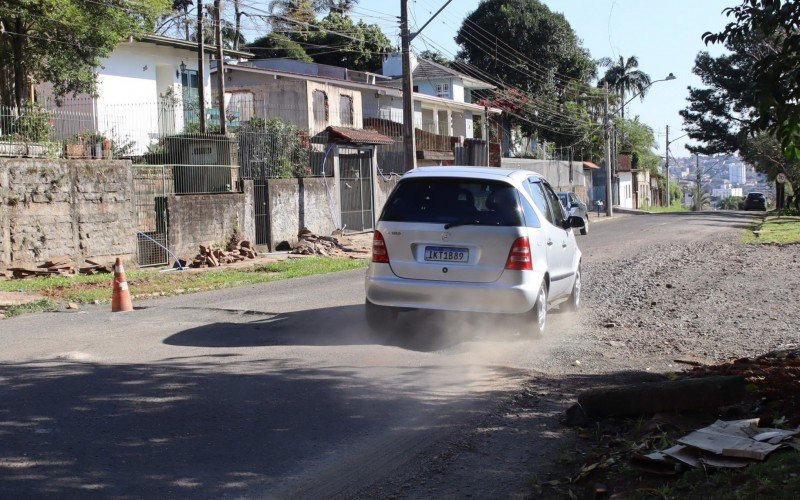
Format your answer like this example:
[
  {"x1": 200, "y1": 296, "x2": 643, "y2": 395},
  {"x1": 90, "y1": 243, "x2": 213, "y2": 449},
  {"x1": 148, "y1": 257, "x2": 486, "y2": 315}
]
[
  {"x1": 133, "y1": 165, "x2": 172, "y2": 266},
  {"x1": 3, "y1": 97, "x2": 489, "y2": 173}
]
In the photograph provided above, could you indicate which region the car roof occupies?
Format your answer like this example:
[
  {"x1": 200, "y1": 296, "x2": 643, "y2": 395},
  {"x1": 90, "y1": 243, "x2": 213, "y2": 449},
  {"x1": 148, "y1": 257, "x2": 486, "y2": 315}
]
[{"x1": 401, "y1": 166, "x2": 544, "y2": 182}]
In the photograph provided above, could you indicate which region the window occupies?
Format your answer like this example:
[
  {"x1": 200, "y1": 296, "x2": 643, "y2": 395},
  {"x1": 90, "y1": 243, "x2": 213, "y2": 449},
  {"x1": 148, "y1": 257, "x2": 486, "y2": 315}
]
[
  {"x1": 312, "y1": 90, "x2": 328, "y2": 123},
  {"x1": 413, "y1": 85, "x2": 419, "y2": 92},
  {"x1": 542, "y1": 183, "x2": 566, "y2": 221},
  {"x1": 339, "y1": 94, "x2": 353, "y2": 126},
  {"x1": 381, "y1": 178, "x2": 522, "y2": 227},
  {"x1": 180, "y1": 69, "x2": 200, "y2": 124},
  {"x1": 526, "y1": 179, "x2": 555, "y2": 225},
  {"x1": 435, "y1": 82, "x2": 450, "y2": 98}
]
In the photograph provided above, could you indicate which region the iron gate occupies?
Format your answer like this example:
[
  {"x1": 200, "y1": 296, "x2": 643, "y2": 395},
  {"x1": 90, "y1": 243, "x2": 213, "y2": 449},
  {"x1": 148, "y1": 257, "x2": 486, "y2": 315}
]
[
  {"x1": 339, "y1": 148, "x2": 374, "y2": 233},
  {"x1": 132, "y1": 165, "x2": 172, "y2": 266}
]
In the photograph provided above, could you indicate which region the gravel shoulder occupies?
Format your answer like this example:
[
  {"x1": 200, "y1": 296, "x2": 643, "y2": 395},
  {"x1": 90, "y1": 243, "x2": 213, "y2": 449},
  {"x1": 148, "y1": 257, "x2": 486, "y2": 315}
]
[{"x1": 382, "y1": 213, "x2": 800, "y2": 499}]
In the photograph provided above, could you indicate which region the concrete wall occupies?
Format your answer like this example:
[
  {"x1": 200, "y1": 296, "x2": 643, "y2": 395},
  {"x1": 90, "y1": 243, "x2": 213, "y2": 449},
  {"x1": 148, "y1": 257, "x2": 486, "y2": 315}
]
[
  {"x1": 166, "y1": 180, "x2": 255, "y2": 259},
  {"x1": 374, "y1": 175, "x2": 401, "y2": 219},
  {"x1": 618, "y1": 171, "x2": 633, "y2": 208},
  {"x1": 501, "y1": 158, "x2": 588, "y2": 200},
  {"x1": 0, "y1": 159, "x2": 136, "y2": 269},
  {"x1": 226, "y1": 76, "x2": 309, "y2": 129},
  {"x1": 266, "y1": 177, "x2": 337, "y2": 249}
]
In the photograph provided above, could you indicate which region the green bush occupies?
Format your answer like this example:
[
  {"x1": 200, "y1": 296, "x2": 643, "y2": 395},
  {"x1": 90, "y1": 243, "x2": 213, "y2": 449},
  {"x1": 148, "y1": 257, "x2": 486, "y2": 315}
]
[
  {"x1": 719, "y1": 195, "x2": 745, "y2": 210},
  {"x1": 15, "y1": 104, "x2": 52, "y2": 143},
  {"x1": 239, "y1": 117, "x2": 310, "y2": 178}
]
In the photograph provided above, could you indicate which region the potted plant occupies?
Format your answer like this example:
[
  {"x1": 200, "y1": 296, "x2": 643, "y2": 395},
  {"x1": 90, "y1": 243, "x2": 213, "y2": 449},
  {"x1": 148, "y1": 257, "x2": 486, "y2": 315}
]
[
  {"x1": 86, "y1": 132, "x2": 105, "y2": 159},
  {"x1": 65, "y1": 133, "x2": 87, "y2": 159},
  {"x1": 102, "y1": 137, "x2": 112, "y2": 159}
]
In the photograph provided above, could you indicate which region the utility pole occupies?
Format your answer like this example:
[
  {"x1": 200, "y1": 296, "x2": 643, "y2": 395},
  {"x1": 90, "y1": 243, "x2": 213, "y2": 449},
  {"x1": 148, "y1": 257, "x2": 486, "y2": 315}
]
[
  {"x1": 399, "y1": 0, "x2": 453, "y2": 171},
  {"x1": 400, "y1": 0, "x2": 416, "y2": 171},
  {"x1": 197, "y1": 0, "x2": 206, "y2": 133},
  {"x1": 664, "y1": 125, "x2": 669, "y2": 206},
  {"x1": 695, "y1": 153, "x2": 701, "y2": 211},
  {"x1": 603, "y1": 82, "x2": 613, "y2": 216},
  {"x1": 214, "y1": 0, "x2": 226, "y2": 135}
]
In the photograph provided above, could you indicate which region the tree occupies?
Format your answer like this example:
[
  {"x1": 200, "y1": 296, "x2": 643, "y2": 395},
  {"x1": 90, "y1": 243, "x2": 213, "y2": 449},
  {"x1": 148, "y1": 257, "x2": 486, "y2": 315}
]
[
  {"x1": 702, "y1": 0, "x2": 800, "y2": 159},
  {"x1": 268, "y1": 0, "x2": 319, "y2": 30},
  {"x1": 614, "y1": 116, "x2": 660, "y2": 174},
  {"x1": 0, "y1": 0, "x2": 170, "y2": 108},
  {"x1": 290, "y1": 13, "x2": 391, "y2": 72},
  {"x1": 455, "y1": 0, "x2": 596, "y2": 148},
  {"x1": 246, "y1": 33, "x2": 312, "y2": 62},
  {"x1": 418, "y1": 50, "x2": 451, "y2": 67},
  {"x1": 321, "y1": 0, "x2": 359, "y2": 15},
  {"x1": 597, "y1": 55, "x2": 651, "y2": 119},
  {"x1": 681, "y1": 24, "x2": 800, "y2": 209}
]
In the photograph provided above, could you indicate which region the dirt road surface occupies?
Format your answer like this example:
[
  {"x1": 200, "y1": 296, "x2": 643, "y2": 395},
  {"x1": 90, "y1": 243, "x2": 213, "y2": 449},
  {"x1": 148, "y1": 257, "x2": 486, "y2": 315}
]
[{"x1": 1, "y1": 211, "x2": 796, "y2": 498}]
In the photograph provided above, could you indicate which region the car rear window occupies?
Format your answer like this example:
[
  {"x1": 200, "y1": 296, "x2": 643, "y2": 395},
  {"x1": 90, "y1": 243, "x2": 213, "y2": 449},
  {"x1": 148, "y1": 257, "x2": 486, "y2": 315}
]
[{"x1": 381, "y1": 177, "x2": 524, "y2": 226}]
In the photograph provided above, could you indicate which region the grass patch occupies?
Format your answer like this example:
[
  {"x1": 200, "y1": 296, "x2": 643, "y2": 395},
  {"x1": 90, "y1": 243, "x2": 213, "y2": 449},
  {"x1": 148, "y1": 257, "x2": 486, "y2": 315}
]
[
  {"x1": 636, "y1": 449, "x2": 800, "y2": 499},
  {"x1": 3, "y1": 298, "x2": 59, "y2": 317},
  {"x1": 743, "y1": 216, "x2": 800, "y2": 244},
  {"x1": 0, "y1": 257, "x2": 368, "y2": 308},
  {"x1": 644, "y1": 204, "x2": 690, "y2": 213}
]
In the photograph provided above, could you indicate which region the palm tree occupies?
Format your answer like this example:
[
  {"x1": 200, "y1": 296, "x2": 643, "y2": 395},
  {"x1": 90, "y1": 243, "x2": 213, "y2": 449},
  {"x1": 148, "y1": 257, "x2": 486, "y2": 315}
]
[
  {"x1": 597, "y1": 55, "x2": 651, "y2": 119},
  {"x1": 323, "y1": 0, "x2": 359, "y2": 14}
]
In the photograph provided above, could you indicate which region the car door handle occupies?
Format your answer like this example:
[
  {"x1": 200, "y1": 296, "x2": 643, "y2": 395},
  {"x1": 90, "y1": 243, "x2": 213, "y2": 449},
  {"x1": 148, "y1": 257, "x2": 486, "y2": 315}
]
[
  {"x1": 547, "y1": 239, "x2": 553, "y2": 246},
  {"x1": 562, "y1": 241, "x2": 567, "y2": 248}
]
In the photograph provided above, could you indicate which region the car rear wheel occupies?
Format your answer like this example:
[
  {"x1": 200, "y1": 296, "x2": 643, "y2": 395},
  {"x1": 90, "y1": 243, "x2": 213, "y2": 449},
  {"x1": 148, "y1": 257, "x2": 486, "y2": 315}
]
[
  {"x1": 580, "y1": 218, "x2": 589, "y2": 235},
  {"x1": 565, "y1": 266, "x2": 581, "y2": 311},
  {"x1": 365, "y1": 299, "x2": 398, "y2": 334},
  {"x1": 521, "y1": 283, "x2": 548, "y2": 338}
]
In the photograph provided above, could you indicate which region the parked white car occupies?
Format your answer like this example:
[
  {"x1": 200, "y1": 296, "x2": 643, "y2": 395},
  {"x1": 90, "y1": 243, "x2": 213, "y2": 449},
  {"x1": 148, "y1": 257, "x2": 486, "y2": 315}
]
[{"x1": 365, "y1": 166, "x2": 584, "y2": 336}]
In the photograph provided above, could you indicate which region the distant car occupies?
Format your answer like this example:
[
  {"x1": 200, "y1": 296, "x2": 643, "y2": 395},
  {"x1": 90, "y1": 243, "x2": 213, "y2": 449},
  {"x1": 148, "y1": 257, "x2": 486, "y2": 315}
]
[
  {"x1": 557, "y1": 191, "x2": 589, "y2": 235},
  {"x1": 365, "y1": 166, "x2": 585, "y2": 337},
  {"x1": 743, "y1": 192, "x2": 766, "y2": 211}
]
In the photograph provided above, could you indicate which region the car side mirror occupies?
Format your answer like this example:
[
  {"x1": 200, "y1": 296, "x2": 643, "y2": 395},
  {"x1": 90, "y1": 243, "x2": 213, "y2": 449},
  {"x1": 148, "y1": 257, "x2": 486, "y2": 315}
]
[
  {"x1": 570, "y1": 202, "x2": 580, "y2": 209},
  {"x1": 565, "y1": 215, "x2": 585, "y2": 229}
]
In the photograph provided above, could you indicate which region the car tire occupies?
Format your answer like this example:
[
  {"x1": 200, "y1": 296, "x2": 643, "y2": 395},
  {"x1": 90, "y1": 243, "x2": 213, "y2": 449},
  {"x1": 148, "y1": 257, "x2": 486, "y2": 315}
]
[
  {"x1": 522, "y1": 282, "x2": 548, "y2": 338},
  {"x1": 565, "y1": 266, "x2": 581, "y2": 311},
  {"x1": 365, "y1": 299, "x2": 398, "y2": 334},
  {"x1": 580, "y1": 218, "x2": 588, "y2": 236}
]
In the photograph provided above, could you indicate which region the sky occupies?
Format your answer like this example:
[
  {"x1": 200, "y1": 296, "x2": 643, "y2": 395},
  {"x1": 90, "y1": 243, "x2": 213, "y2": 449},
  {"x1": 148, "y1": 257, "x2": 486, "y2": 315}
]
[{"x1": 351, "y1": 0, "x2": 735, "y2": 157}]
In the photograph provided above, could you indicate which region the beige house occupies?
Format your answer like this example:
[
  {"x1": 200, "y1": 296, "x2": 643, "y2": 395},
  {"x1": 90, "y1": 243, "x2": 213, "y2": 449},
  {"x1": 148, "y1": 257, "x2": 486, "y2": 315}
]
[{"x1": 212, "y1": 59, "x2": 379, "y2": 134}]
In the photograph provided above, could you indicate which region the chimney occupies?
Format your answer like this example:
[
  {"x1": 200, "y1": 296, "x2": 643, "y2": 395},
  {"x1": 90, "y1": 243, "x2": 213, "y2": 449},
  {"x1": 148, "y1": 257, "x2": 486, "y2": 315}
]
[{"x1": 382, "y1": 50, "x2": 417, "y2": 77}]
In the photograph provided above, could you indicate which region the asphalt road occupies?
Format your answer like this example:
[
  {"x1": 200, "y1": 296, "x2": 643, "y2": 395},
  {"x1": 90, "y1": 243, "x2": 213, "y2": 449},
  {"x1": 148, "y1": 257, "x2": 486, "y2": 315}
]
[{"x1": 0, "y1": 211, "x2": 757, "y2": 498}]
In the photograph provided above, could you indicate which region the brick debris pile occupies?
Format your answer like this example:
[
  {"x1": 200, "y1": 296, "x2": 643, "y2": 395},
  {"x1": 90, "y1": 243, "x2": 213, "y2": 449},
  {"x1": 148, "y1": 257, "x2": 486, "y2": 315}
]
[
  {"x1": 191, "y1": 241, "x2": 258, "y2": 268},
  {"x1": 291, "y1": 227, "x2": 369, "y2": 258},
  {"x1": 8, "y1": 256, "x2": 112, "y2": 279}
]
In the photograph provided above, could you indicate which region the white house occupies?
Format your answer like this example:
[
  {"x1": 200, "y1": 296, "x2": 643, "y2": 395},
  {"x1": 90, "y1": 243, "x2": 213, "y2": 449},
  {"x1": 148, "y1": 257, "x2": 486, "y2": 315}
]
[
  {"x1": 375, "y1": 52, "x2": 496, "y2": 140},
  {"x1": 36, "y1": 34, "x2": 252, "y2": 154}
]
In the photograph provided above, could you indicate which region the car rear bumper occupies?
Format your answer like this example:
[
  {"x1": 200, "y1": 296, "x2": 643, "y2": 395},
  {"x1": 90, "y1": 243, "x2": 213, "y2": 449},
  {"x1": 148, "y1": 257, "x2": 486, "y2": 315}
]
[{"x1": 365, "y1": 264, "x2": 546, "y2": 314}]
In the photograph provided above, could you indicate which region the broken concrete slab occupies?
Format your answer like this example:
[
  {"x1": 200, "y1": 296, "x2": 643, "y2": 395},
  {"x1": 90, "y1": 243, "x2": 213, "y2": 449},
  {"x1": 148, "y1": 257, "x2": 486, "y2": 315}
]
[{"x1": 577, "y1": 376, "x2": 746, "y2": 419}]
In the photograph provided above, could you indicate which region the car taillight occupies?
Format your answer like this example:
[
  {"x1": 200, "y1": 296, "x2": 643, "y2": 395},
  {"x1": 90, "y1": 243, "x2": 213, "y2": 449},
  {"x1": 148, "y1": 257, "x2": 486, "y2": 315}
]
[
  {"x1": 505, "y1": 236, "x2": 532, "y2": 270},
  {"x1": 372, "y1": 230, "x2": 390, "y2": 264}
]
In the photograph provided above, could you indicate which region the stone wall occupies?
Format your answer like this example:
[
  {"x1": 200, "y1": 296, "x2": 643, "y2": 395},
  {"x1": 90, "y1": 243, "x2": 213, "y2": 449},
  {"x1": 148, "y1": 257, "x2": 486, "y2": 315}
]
[
  {"x1": 166, "y1": 180, "x2": 255, "y2": 259},
  {"x1": 267, "y1": 177, "x2": 337, "y2": 249},
  {"x1": 0, "y1": 159, "x2": 136, "y2": 269}
]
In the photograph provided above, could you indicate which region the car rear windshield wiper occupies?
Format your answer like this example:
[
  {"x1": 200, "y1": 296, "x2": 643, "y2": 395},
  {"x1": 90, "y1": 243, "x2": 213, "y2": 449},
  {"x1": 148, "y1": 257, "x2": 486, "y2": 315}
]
[{"x1": 443, "y1": 220, "x2": 481, "y2": 229}]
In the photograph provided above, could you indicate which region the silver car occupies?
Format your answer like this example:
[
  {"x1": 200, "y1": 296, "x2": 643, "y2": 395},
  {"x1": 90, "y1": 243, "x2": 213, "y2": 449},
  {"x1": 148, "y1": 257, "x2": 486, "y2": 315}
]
[{"x1": 365, "y1": 167, "x2": 584, "y2": 336}]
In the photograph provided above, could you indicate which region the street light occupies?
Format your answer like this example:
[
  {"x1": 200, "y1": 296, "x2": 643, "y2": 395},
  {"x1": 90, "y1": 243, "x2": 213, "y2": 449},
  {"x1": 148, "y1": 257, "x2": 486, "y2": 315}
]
[
  {"x1": 617, "y1": 73, "x2": 676, "y2": 114},
  {"x1": 607, "y1": 73, "x2": 676, "y2": 211}
]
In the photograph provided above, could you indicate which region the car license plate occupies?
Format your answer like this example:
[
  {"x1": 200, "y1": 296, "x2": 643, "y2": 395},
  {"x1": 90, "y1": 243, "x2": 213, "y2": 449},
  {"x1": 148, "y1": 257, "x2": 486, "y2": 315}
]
[{"x1": 424, "y1": 246, "x2": 469, "y2": 263}]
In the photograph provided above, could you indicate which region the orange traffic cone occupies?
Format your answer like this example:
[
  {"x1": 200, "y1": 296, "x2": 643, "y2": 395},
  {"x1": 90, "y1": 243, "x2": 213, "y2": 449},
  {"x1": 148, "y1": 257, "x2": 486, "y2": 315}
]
[{"x1": 111, "y1": 257, "x2": 134, "y2": 312}]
